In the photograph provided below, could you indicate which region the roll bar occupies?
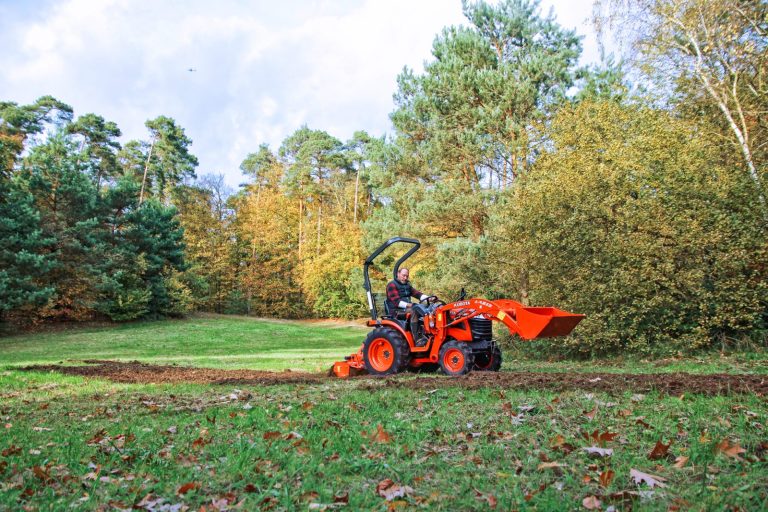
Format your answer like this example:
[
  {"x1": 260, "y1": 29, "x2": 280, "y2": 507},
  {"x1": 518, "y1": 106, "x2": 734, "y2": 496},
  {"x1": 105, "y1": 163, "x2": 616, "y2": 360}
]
[{"x1": 363, "y1": 237, "x2": 420, "y2": 320}]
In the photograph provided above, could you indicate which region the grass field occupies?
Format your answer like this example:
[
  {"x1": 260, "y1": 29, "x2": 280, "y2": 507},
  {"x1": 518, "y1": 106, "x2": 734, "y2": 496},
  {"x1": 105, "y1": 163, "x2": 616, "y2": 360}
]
[{"x1": 1, "y1": 316, "x2": 766, "y2": 510}]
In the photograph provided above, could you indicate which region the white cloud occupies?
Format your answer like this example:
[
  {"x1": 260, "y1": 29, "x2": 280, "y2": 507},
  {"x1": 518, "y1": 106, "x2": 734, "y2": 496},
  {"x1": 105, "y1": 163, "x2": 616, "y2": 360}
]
[{"x1": 1, "y1": 0, "x2": 605, "y2": 187}]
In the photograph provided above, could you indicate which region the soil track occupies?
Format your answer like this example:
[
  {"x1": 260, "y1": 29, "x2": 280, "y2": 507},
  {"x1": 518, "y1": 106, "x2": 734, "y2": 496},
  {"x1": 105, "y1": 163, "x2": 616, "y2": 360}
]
[{"x1": 22, "y1": 360, "x2": 768, "y2": 396}]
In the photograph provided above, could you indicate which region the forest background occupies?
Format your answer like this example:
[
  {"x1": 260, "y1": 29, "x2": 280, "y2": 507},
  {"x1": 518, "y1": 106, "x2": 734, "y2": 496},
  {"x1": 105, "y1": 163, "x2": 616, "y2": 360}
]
[{"x1": 1, "y1": 0, "x2": 766, "y2": 356}]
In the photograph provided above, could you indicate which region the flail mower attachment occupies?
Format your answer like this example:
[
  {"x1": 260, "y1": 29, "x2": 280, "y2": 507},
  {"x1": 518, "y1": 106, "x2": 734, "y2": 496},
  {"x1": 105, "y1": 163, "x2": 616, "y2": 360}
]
[{"x1": 331, "y1": 237, "x2": 584, "y2": 378}]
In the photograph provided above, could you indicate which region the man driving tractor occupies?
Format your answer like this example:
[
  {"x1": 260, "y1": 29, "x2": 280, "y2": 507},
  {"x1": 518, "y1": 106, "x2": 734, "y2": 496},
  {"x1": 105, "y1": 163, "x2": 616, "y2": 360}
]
[{"x1": 385, "y1": 267, "x2": 435, "y2": 347}]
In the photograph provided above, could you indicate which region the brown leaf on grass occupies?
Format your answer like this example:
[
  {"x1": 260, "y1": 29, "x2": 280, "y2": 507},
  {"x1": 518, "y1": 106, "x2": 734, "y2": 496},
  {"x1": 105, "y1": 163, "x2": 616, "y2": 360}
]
[
  {"x1": 474, "y1": 489, "x2": 497, "y2": 509},
  {"x1": 583, "y1": 446, "x2": 613, "y2": 457},
  {"x1": 582, "y1": 495, "x2": 602, "y2": 509},
  {"x1": 263, "y1": 431, "x2": 281, "y2": 441},
  {"x1": 648, "y1": 440, "x2": 672, "y2": 460},
  {"x1": 599, "y1": 470, "x2": 615, "y2": 488},
  {"x1": 537, "y1": 461, "x2": 566, "y2": 470},
  {"x1": 376, "y1": 479, "x2": 413, "y2": 501},
  {"x1": 176, "y1": 481, "x2": 200, "y2": 495},
  {"x1": 300, "y1": 491, "x2": 319, "y2": 501},
  {"x1": 33, "y1": 465, "x2": 53, "y2": 483},
  {"x1": 584, "y1": 407, "x2": 598, "y2": 420},
  {"x1": 2, "y1": 445, "x2": 21, "y2": 457},
  {"x1": 629, "y1": 468, "x2": 667, "y2": 488},
  {"x1": 524, "y1": 483, "x2": 548, "y2": 501},
  {"x1": 673, "y1": 456, "x2": 689, "y2": 468},
  {"x1": 583, "y1": 430, "x2": 618, "y2": 445},
  {"x1": 635, "y1": 418, "x2": 651, "y2": 429},
  {"x1": 86, "y1": 429, "x2": 108, "y2": 445},
  {"x1": 715, "y1": 439, "x2": 746, "y2": 460},
  {"x1": 550, "y1": 434, "x2": 566, "y2": 447},
  {"x1": 191, "y1": 436, "x2": 210, "y2": 449},
  {"x1": 292, "y1": 438, "x2": 310, "y2": 456},
  {"x1": 244, "y1": 483, "x2": 259, "y2": 493},
  {"x1": 334, "y1": 491, "x2": 349, "y2": 504},
  {"x1": 370, "y1": 424, "x2": 393, "y2": 444}
]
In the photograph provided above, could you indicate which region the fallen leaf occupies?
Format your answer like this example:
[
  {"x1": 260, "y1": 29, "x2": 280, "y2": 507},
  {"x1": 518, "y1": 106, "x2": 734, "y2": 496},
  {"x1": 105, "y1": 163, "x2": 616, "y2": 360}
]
[
  {"x1": 599, "y1": 469, "x2": 615, "y2": 488},
  {"x1": 370, "y1": 424, "x2": 393, "y2": 444},
  {"x1": 376, "y1": 479, "x2": 413, "y2": 501},
  {"x1": 537, "y1": 461, "x2": 566, "y2": 470},
  {"x1": 473, "y1": 488, "x2": 498, "y2": 509},
  {"x1": 629, "y1": 468, "x2": 667, "y2": 488},
  {"x1": 177, "y1": 481, "x2": 200, "y2": 495},
  {"x1": 584, "y1": 407, "x2": 598, "y2": 421},
  {"x1": 263, "y1": 431, "x2": 281, "y2": 441},
  {"x1": 635, "y1": 418, "x2": 651, "y2": 429},
  {"x1": 673, "y1": 456, "x2": 689, "y2": 468},
  {"x1": 715, "y1": 439, "x2": 746, "y2": 460},
  {"x1": 648, "y1": 440, "x2": 672, "y2": 460},
  {"x1": 301, "y1": 491, "x2": 319, "y2": 501},
  {"x1": 582, "y1": 495, "x2": 601, "y2": 509},
  {"x1": 2, "y1": 445, "x2": 21, "y2": 456},
  {"x1": 583, "y1": 446, "x2": 613, "y2": 457}
]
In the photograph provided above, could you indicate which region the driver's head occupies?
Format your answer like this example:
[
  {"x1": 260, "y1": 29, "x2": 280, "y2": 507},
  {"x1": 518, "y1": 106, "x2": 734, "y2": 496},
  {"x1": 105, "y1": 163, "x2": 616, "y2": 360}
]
[{"x1": 397, "y1": 268, "x2": 409, "y2": 284}]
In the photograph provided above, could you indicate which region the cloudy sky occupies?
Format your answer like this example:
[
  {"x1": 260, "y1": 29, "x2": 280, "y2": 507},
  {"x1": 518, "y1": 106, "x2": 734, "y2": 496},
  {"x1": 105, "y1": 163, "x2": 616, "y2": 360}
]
[{"x1": 1, "y1": 0, "x2": 603, "y2": 187}]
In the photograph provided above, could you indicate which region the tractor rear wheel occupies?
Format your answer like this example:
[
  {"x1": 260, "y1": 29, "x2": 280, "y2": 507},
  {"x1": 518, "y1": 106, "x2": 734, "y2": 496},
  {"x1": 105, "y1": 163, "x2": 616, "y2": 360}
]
[
  {"x1": 363, "y1": 328, "x2": 410, "y2": 376},
  {"x1": 439, "y1": 340, "x2": 474, "y2": 376},
  {"x1": 474, "y1": 346, "x2": 502, "y2": 372}
]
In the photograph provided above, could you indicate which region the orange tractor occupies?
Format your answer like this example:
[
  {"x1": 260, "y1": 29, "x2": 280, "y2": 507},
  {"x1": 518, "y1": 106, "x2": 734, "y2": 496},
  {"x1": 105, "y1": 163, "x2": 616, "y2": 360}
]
[{"x1": 332, "y1": 238, "x2": 585, "y2": 377}]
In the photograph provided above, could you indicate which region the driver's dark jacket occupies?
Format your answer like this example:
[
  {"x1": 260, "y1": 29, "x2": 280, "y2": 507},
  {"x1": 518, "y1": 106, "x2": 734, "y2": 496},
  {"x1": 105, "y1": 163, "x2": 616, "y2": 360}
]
[{"x1": 385, "y1": 279, "x2": 423, "y2": 313}]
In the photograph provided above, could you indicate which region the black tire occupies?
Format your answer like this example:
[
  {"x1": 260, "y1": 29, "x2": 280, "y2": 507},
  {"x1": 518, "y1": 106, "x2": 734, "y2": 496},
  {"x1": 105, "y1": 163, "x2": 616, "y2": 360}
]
[
  {"x1": 474, "y1": 346, "x2": 502, "y2": 372},
  {"x1": 438, "y1": 340, "x2": 475, "y2": 376},
  {"x1": 363, "y1": 328, "x2": 410, "y2": 376}
]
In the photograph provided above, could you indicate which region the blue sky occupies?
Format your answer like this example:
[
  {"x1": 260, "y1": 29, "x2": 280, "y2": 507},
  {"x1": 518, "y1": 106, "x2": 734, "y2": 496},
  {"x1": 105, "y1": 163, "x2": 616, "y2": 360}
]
[{"x1": 1, "y1": 0, "x2": 605, "y2": 187}]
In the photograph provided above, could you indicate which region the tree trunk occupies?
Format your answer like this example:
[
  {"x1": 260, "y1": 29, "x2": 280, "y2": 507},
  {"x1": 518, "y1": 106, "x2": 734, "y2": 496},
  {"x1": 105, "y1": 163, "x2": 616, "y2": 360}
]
[
  {"x1": 139, "y1": 136, "x2": 156, "y2": 205},
  {"x1": 353, "y1": 168, "x2": 360, "y2": 223},
  {"x1": 316, "y1": 199, "x2": 322, "y2": 256},
  {"x1": 298, "y1": 198, "x2": 303, "y2": 260}
]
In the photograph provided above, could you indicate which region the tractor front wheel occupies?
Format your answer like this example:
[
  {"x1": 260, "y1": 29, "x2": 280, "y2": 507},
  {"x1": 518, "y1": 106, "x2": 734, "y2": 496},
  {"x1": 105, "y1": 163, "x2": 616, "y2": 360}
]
[
  {"x1": 363, "y1": 328, "x2": 410, "y2": 376},
  {"x1": 474, "y1": 346, "x2": 502, "y2": 372},
  {"x1": 439, "y1": 340, "x2": 474, "y2": 376}
]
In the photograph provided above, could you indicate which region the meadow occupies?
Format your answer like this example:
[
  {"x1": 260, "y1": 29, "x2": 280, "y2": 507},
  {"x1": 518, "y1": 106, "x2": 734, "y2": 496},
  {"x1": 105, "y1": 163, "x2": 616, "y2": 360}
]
[{"x1": 1, "y1": 316, "x2": 766, "y2": 510}]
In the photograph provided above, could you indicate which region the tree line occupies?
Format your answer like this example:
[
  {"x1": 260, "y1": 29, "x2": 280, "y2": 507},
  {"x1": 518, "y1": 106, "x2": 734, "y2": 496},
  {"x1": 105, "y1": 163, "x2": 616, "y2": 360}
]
[{"x1": 1, "y1": 0, "x2": 766, "y2": 355}]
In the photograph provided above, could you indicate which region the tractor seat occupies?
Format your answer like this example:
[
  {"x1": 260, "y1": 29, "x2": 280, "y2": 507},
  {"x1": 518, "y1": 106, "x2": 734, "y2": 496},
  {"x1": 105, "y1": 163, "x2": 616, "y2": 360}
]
[{"x1": 383, "y1": 301, "x2": 409, "y2": 329}]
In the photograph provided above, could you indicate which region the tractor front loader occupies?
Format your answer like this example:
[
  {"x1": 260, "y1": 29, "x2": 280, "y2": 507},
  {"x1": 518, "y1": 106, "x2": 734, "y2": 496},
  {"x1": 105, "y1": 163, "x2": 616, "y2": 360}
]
[{"x1": 332, "y1": 237, "x2": 585, "y2": 378}]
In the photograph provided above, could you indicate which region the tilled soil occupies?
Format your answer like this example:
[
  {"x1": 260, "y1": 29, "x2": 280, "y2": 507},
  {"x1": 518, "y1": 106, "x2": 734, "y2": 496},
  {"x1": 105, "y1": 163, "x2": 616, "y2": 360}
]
[{"x1": 22, "y1": 360, "x2": 768, "y2": 396}]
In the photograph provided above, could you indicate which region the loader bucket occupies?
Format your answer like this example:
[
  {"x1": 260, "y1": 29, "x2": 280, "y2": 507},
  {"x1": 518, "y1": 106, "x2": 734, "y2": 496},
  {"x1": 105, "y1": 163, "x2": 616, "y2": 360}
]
[{"x1": 513, "y1": 306, "x2": 584, "y2": 340}]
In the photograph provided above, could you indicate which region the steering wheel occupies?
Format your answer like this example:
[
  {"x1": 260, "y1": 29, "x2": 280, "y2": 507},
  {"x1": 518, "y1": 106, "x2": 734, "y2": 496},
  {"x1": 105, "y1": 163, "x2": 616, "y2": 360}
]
[{"x1": 420, "y1": 295, "x2": 442, "y2": 306}]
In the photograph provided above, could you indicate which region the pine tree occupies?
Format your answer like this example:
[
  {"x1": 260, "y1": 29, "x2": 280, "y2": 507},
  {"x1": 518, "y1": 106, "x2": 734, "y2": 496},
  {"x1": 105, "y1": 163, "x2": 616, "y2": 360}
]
[{"x1": 0, "y1": 178, "x2": 55, "y2": 318}]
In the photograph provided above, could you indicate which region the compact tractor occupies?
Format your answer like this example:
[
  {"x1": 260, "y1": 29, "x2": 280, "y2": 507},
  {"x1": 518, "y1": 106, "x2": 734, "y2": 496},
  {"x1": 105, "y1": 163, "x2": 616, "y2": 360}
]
[{"x1": 332, "y1": 237, "x2": 585, "y2": 377}]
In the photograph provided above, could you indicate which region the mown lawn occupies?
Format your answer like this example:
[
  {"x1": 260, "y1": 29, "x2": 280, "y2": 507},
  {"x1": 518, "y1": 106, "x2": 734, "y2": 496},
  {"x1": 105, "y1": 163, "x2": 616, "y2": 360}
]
[{"x1": 1, "y1": 317, "x2": 766, "y2": 510}]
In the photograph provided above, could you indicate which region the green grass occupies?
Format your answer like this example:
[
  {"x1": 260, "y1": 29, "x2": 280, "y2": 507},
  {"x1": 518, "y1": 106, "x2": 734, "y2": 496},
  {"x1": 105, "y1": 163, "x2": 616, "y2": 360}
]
[
  {"x1": 0, "y1": 315, "x2": 365, "y2": 371},
  {"x1": 0, "y1": 316, "x2": 766, "y2": 510}
]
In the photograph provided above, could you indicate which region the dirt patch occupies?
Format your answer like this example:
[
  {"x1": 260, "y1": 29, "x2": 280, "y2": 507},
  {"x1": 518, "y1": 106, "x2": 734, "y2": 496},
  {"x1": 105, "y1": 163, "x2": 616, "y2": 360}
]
[{"x1": 20, "y1": 360, "x2": 768, "y2": 396}]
